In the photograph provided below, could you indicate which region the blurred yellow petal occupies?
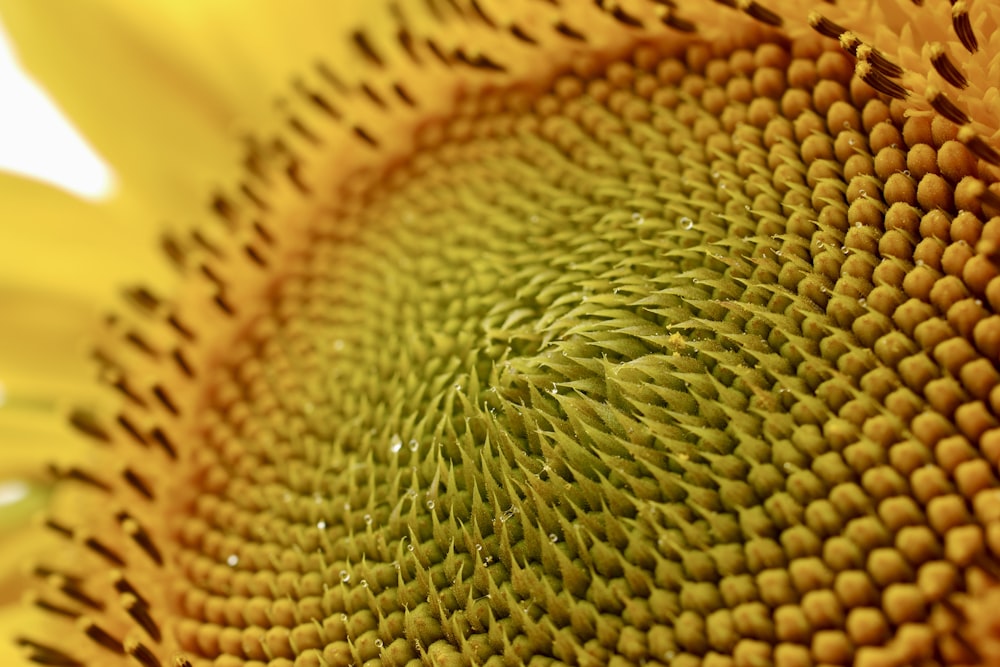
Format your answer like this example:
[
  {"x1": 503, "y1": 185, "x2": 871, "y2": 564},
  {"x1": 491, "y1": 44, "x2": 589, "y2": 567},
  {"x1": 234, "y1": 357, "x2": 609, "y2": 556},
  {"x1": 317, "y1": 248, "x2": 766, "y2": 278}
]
[
  {"x1": 0, "y1": 1, "x2": 407, "y2": 221},
  {"x1": 0, "y1": 23, "x2": 112, "y2": 200},
  {"x1": 0, "y1": 173, "x2": 172, "y2": 471},
  {"x1": 0, "y1": 0, "x2": 237, "y2": 221},
  {"x1": 0, "y1": 602, "x2": 39, "y2": 667},
  {"x1": 0, "y1": 482, "x2": 49, "y2": 667}
]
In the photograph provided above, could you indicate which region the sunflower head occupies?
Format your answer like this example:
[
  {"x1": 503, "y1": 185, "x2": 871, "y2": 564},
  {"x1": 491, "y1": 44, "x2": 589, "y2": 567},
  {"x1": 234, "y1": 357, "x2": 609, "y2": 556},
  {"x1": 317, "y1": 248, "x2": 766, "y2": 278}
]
[{"x1": 11, "y1": 1, "x2": 1000, "y2": 666}]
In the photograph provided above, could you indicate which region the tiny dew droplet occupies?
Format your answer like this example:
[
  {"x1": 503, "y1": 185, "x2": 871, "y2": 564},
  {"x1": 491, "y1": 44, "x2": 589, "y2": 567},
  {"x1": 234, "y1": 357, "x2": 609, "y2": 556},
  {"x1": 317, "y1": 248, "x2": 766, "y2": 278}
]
[
  {"x1": 226, "y1": 554, "x2": 239, "y2": 567},
  {"x1": 680, "y1": 217, "x2": 693, "y2": 230},
  {"x1": 375, "y1": 639, "x2": 384, "y2": 648},
  {"x1": 340, "y1": 570, "x2": 350, "y2": 583},
  {"x1": 549, "y1": 533, "x2": 559, "y2": 543},
  {"x1": 364, "y1": 514, "x2": 373, "y2": 525},
  {"x1": 408, "y1": 438, "x2": 419, "y2": 452},
  {"x1": 389, "y1": 434, "x2": 403, "y2": 453},
  {"x1": 426, "y1": 500, "x2": 435, "y2": 509}
]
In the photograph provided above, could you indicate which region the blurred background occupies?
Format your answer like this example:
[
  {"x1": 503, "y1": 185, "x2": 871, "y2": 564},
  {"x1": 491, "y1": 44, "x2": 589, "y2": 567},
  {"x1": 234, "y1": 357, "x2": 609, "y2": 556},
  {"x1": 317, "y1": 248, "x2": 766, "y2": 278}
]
[{"x1": 0, "y1": 16, "x2": 112, "y2": 198}]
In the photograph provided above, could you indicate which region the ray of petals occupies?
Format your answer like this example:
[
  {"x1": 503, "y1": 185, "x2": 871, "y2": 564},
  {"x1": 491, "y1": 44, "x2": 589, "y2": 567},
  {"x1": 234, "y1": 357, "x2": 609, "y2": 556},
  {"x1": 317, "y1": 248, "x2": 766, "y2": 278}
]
[
  {"x1": 0, "y1": 0, "x2": 241, "y2": 223},
  {"x1": 0, "y1": 1, "x2": 406, "y2": 224},
  {"x1": 0, "y1": 19, "x2": 112, "y2": 200},
  {"x1": 0, "y1": 174, "x2": 170, "y2": 481}
]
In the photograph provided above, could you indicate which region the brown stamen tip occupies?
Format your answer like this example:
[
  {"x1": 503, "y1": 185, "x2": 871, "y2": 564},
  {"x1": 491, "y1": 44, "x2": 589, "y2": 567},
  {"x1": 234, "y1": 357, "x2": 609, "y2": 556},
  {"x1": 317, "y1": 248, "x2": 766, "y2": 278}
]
[
  {"x1": 927, "y1": 86, "x2": 971, "y2": 125},
  {"x1": 509, "y1": 23, "x2": 538, "y2": 44},
  {"x1": 108, "y1": 376, "x2": 147, "y2": 408},
  {"x1": 121, "y1": 516, "x2": 164, "y2": 565},
  {"x1": 244, "y1": 243, "x2": 268, "y2": 267},
  {"x1": 116, "y1": 414, "x2": 147, "y2": 446},
  {"x1": 210, "y1": 193, "x2": 237, "y2": 226},
  {"x1": 159, "y1": 232, "x2": 186, "y2": 269},
  {"x1": 125, "y1": 331, "x2": 158, "y2": 358},
  {"x1": 856, "y1": 61, "x2": 909, "y2": 100},
  {"x1": 609, "y1": 5, "x2": 644, "y2": 28},
  {"x1": 44, "y1": 518, "x2": 73, "y2": 539},
  {"x1": 48, "y1": 464, "x2": 111, "y2": 493},
  {"x1": 930, "y1": 43, "x2": 969, "y2": 89},
  {"x1": 191, "y1": 230, "x2": 222, "y2": 258},
  {"x1": 396, "y1": 28, "x2": 418, "y2": 62},
  {"x1": 287, "y1": 114, "x2": 320, "y2": 145},
  {"x1": 952, "y1": 2, "x2": 978, "y2": 53},
  {"x1": 470, "y1": 0, "x2": 495, "y2": 26},
  {"x1": 252, "y1": 221, "x2": 274, "y2": 245},
  {"x1": 360, "y1": 83, "x2": 386, "y2": 109},
  {"x1": 68, "y1": 409, "x2": 111, "y2": 443},
  {"x1": 81, "y1": 534, "x2": 126, "y2": 567},
  {"x1": 454, "y1": 49, "x2": 507, "y2": 72},
  {"x1": 166, "y1": 313, "x2": 195, "y2": 341},
  {"x1": 740, "y1": 0, "x2": 783, "y2": 27},
  {"x1": 31, "y1": 594, "x2": 80, "y2": 618},
  {"x1": 122, "y1": 467, "x2": 155, "y2": 500},
  {"x1": 855, "y1": 44, "x2": 904, "y2": 79},
  {"x1": 839, "y1": 31, "x2": 861, "y2": 56},
  {"x1": 123, "y1": 286, "x2": 161, "y2": 315},
  {"x1": 17, "y1": 637, "x2": 82, "y2": 666},
  {"x1": 123, "y1": 594, "x2": 162, "y2": 642},
  {"x1": 352, "y1": 30, "x2": 384, "y2": 67},
  {"x1": 966, "y1": 178, "x2": 1000, "y2": 211},
  {"x1": 662, "y1": 10, "x2": 697, "y2": 33},
  {"x1": 172, "y1": 348, "x2": 194, "y2": 378},
  {"x1": 48, "y1": 575, "x2": 104, "y2": 611},
  {"x1": 808, "y1": 12, "x2": 847, "y2": 40},
  {"x1": 124, "y1": 638, "x2": 162, "y2": 667},
  {"x1": 554, "y1": 21, "x2": 587, "y2": 41},
  {"x1": 959, "y1": 125, "x2": 1000, "y2": 165},
  {"x1": 149, "y1": 427, "x2": 178, "y2": 460},
  {"x1": 285, "y1": 161, "x2": 311, "y2": 194},
  {"x1": 200, "y1": 264, "x2": 225, "y2": 287},
  {"x1": 213, "y1": 292, "x2": 236, "y2": 316},
  {"x1": 425, "y1": 39, "x2": 449, "y2": 65},
  {"x1": 353, "y1": 125, "x2": 380, "y2": 147},
  {"x1": 111, "y1": 571, "x2": 150, "y2": 607},
  {"x1": 294, "y1": 80, "x2": 340, "y2": 119},
  {"x1": 393, "y1": 82, "x2": 416, "y2": 106},
  {"x1": 79, "y1": 618, "x2": 124, "y2": 654},
  {"x1": 152, "y1": 384, "x2": 179, "y2": 416}
]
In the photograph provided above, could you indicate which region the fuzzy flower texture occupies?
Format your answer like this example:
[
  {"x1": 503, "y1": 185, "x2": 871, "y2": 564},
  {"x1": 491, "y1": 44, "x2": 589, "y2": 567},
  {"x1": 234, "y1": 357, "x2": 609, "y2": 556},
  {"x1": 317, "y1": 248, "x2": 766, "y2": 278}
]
[{"x1": 5, "y1": 0, "x2": 1000, "y2": 666}]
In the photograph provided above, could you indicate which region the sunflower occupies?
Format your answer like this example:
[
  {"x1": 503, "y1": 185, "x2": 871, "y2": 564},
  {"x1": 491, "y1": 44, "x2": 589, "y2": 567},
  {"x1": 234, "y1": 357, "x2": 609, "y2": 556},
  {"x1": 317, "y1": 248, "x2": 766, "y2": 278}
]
[{"x1": 3, "y1": 0, "x2": 1000, "y2": 666}]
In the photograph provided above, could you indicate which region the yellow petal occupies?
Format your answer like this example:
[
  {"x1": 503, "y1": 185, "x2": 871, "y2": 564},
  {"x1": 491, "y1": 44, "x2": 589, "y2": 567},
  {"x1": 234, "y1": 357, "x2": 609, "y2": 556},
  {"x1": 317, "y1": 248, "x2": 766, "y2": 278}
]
[
  {"x1": 0, "y1": 602, "x2": 40, "y2": 667},
  {"x1": 0, "y1": 522, "x2": 50, "y2": 666},
  {"x1": 0, "y1": 174, "x2": 169, "y2": 471},
  {"x1": 0, "y1": 0, "x2": 237, "y2": 222},
  {"x1": 0, "y1": 1, "x2": 405, "y2": 221}
]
